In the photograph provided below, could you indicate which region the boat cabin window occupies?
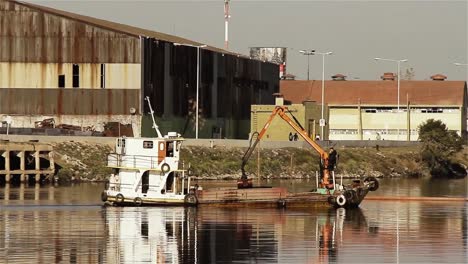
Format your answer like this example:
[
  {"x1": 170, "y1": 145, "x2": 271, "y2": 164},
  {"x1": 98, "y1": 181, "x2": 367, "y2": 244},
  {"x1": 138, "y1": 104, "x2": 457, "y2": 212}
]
[
  {"x1": 166, "y1": 141, "x2": 174, "y2": 157},
  {"x1": 143, "y1": 141, "x2": 154, "y2": 149}
]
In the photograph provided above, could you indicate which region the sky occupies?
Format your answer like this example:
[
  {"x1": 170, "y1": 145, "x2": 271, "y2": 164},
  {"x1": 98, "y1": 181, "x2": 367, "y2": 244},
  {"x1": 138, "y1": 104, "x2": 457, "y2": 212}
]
[{"x1": 34, "y1": 0, "x2": 468, "y2": 81}]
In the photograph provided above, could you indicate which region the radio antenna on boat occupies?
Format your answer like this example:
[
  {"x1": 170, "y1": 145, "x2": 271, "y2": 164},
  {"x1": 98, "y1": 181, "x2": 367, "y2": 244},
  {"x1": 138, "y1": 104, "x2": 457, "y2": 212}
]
[{"x1": 145, "y1": 96, "x2": 163, "y2": 138}]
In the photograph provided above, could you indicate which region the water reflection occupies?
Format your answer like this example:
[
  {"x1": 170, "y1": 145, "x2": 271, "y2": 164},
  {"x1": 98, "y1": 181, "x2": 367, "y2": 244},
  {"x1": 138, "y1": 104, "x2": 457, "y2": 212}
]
[
  {"x1": 105, "y1": 207, "x2": 197, "y2": 263},
  {"x1": 0, "y1": 182, "x2": 467, "y2": 263},
  {"x1": 0, "y1": 183, "x2": 55, "y2": 201},
  {"x1": 101, "y1": 207, "x2": 375, "y2": 263},
  {"x1": 0, "y1": 206, "x2": 106, "y2": 263}
]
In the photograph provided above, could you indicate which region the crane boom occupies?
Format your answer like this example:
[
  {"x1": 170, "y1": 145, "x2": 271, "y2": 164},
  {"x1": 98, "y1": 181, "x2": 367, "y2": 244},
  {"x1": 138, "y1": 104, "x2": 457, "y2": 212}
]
[{"x1": 239, "y1": 105, "x2": 331, "y2": 189}]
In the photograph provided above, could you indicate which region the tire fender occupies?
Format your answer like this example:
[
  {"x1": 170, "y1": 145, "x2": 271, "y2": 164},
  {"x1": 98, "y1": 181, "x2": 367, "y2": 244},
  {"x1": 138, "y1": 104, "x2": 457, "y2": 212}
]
[
  {"x1": 184, "y1": 194, "x2": 198, "y2": 205},
  {"x1": 364, "y1": 176, "x2": 379, "y2": 192},
  {"x1": 115, "y1": 193, "x2": 125, "y2": 204},
  {"x1": 336, "y1": 194, "x2": 347, "y2": 207},
  {"x1": 161, "y1": 163, "x2": 170, "y2": 173},
  {"x1": 134, "y1": 197, "x2": 143, "y2": 206}
]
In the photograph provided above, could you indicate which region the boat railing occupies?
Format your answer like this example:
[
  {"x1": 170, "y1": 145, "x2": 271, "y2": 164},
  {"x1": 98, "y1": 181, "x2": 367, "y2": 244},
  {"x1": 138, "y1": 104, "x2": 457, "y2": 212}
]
[{"x1": 107, "y1": 153, "x2": 161, "y2": 169}]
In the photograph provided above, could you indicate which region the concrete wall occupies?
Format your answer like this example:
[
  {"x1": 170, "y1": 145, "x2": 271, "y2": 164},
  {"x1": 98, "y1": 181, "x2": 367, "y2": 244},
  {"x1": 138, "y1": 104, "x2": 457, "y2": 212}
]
[
  {"x1": 0, "y1": 114, "x2": 141, "y2": 136},
  {"x1": 0, "y1": 63, "x2": 140, "y2": 89}
]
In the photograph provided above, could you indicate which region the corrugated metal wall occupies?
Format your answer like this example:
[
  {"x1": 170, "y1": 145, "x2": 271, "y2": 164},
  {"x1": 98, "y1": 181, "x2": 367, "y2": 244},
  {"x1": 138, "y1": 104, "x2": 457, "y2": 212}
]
[
  {"x1": 0, "y1": 1, "x2": 140, "y2": 63},
  {"x1": 142, "y1": 38, "x2": 279, "y2": 139},
  {"x1": 0, "y1": 63, "x2": 141, "y2": 89},
  {"x1": 0, "y1": 89, "x2": 140, "y2": 115}
]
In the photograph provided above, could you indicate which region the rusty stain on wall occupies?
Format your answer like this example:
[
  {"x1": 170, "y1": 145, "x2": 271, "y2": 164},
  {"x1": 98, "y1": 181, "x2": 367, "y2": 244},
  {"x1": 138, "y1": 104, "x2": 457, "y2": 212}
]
[
  {"x1": 0, "y1": 0, "x2": 140, "y2": 63},
  {"x1": 0, "y1": 88, "x2": 140, "y2": 115}
]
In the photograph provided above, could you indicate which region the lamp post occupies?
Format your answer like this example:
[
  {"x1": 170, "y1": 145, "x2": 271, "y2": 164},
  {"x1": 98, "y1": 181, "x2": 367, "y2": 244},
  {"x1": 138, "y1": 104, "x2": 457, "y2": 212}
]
[
  {"x1": 299, "y1": 49, "x2": 315, "y2": 80},
  {"x1": 313, "y1": 51, "x2": 333, "y2": 139},
  {"x1": 374, "y1": 58, "x2": 408, "y2": 112},
  {"x1": 174, "y1": 43, "x2": 207, "y2": 139},
  {"x1": 374, "y1": 57, "x2": 408, "y2": 140}
]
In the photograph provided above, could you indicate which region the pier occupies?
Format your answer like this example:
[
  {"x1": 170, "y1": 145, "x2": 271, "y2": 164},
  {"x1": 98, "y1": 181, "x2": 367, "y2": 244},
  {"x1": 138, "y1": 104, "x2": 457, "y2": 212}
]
[{"x1": 0, "y1": 140, "x2": 55, "y2": 183}]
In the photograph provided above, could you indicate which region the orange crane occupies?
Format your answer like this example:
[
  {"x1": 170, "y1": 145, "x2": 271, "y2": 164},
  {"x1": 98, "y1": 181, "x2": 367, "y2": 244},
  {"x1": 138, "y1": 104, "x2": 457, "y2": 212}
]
[{"x1": 238, "y1": 105, "x2": 334, "y2": 189}]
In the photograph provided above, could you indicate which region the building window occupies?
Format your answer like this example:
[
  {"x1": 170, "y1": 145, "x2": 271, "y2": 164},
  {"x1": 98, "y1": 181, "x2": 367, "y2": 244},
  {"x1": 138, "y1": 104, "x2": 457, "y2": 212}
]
[
  {"x1": 58, "y1": 75, "x2": 65, "y2": 88},
  {"x1": 100, "y1": 64, "x2": 105, "y2": 88},
  {"x1": 72, "y1": 64, "x2": 79, "y2": 88}
]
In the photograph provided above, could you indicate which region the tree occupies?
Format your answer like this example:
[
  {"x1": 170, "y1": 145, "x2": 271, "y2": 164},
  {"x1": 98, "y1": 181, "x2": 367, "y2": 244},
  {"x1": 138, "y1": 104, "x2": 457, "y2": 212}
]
[
  {"x1": 402, "y1": 67, "x2": 415, "y2": 80},
  {"x1": 418, "y1": 119, "x2": 465, "y2": 178}
]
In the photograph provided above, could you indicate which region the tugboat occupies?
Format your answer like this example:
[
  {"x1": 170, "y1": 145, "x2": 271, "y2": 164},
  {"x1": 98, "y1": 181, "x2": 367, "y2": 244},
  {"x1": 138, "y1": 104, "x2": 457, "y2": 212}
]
[
  {"x1": 102, "y1": 97, "x2": 198, "y2": 206},
  {"x1": 102, "y1": 98, "x2": 379, "y2": 208}
]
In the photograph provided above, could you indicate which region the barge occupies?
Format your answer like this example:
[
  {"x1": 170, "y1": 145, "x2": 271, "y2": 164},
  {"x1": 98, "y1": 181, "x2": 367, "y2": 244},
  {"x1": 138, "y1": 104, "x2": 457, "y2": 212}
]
[{"x1": 101, "y1": 97, "x2": 378, "y2": 208}]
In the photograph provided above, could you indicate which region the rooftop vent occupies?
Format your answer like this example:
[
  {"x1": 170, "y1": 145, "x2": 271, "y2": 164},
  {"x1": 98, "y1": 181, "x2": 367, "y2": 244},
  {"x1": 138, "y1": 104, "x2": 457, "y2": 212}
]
[
  {"x1": 381, "y1": 72, "x2": 396, "y2": 81},
  {"x1": 430, "y1": 74, "x2": 447, "y2": 81},
  {"x1": 331, "y1": 74, "x2": 347, "y2": 81},
  {"x1": 281, "y1": 73, "x2": 296, "y2": 80}
]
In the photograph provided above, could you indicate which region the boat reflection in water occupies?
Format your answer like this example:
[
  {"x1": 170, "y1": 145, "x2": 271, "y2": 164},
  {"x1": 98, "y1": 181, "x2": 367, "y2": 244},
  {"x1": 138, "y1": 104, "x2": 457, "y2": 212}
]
[
  {"x1": 105, "y1": 207, "x2": 197, "y2": 263},
  {"x1": 104, "y1": 206, "x2": 372, "y2": 263}
]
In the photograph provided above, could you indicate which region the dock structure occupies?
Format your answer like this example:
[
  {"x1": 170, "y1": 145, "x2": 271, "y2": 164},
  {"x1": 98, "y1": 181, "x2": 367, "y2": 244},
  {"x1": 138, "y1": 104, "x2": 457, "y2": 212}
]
[{"x1": 0, "y1": 141, "x2": 55, "y2": 183}]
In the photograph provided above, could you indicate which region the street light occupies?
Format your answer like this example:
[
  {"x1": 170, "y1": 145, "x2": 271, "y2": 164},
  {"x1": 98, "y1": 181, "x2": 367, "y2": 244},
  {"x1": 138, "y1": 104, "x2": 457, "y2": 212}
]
[
  {"x1": 299, "y1": 49, "x2": 315, "y2": 80},
  {"x1": 174, "y1": 43, "x2": 207, "y2": 139},
  {"x1": 374, "y1": 58, "x2": 408, "y2": 111},
  {"x1": 374, "y1": 57, "x2": 408, "y2": 140},
  {"x1": 313, "y1": 51, "x2": 333, "y2": 139},
  {"x1": 454, "y1": 62, "x2": 468, "y2": 66}
]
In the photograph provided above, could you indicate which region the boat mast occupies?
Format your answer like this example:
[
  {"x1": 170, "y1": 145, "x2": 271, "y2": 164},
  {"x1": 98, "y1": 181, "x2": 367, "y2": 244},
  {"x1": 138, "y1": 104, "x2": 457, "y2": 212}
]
[{"x1": 145, "y1": 96, "x2": 163, "y2": 138}]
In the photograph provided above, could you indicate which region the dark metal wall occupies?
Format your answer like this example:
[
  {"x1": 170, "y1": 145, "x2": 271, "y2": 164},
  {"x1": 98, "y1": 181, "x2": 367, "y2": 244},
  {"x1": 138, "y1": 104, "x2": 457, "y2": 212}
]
[
  {"x1": 0, "y1": 89, "x2": 140, "y2": 115},
  {"x1": 0, "y1": 1, "x2": 140, "y2": 63},
  {"x1": 142, "y1": 38, "x2": 279, "y2": 138}
]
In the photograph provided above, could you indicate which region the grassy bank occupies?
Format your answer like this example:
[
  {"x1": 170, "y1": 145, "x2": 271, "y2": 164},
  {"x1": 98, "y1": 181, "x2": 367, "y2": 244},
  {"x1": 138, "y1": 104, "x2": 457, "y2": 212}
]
[{"x1": 52, "y1": 142, "x2": 467, "y2": 182}]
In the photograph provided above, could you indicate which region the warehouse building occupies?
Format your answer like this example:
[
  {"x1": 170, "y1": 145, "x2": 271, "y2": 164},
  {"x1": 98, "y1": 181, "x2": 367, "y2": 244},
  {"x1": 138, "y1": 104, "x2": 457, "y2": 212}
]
[
  {"x1": 250, "y1": 74, "x2": 467, "y2": 141},
  {"x1": 0, "y1": 0, "x2": 279, "y2": 139}
]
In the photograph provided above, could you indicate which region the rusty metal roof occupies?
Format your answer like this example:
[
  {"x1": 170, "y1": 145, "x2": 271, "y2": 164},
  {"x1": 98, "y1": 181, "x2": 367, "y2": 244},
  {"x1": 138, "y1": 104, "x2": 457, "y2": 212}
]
[
  {"x1": 8, "y1": 0, "x2": 245, "y2": 57},
  {"x1": 280, "y1": 80, "x2": 467, "y2": 106}
]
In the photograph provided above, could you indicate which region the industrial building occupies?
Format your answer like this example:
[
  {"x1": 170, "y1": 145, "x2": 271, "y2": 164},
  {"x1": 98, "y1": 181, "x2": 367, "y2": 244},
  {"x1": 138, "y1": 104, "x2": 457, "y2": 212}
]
[
  {"x1": 250, "y1": 97, "x2": 323, "y2": 141},
  {"x1": 0, "y1": 0, "x2": 279, "y2": 139},
  {"x1": 251, "y1": 74, "x2": 467, "y2": 141}
]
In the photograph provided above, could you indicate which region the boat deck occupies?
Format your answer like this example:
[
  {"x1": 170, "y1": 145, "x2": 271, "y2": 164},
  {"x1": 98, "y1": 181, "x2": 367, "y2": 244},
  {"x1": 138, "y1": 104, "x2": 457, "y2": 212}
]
[{"x1": 196, "y1": 186, "x2": 330, "y2": 208}]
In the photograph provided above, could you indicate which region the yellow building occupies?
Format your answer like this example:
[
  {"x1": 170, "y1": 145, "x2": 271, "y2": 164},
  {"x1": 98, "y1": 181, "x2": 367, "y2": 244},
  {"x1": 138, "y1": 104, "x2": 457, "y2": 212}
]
[
  {"x1": 250, "y1": 97, "x2": 325, "y2": 141},
  {"x1": 276, "y1": 75, "x2": 467, "y2": 141}
]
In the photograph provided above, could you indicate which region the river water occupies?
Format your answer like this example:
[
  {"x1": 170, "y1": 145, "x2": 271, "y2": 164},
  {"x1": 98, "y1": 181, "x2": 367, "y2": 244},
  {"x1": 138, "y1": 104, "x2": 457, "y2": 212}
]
[{"x1": 0, "y1": 178, "x2": 466, "y2": 263}]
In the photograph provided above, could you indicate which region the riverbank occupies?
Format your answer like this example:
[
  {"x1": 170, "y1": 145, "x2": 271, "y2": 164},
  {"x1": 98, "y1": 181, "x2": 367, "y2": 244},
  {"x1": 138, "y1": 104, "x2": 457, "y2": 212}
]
[{"x1": 52, "y1": 141, "x2": 467, "y2": 182}]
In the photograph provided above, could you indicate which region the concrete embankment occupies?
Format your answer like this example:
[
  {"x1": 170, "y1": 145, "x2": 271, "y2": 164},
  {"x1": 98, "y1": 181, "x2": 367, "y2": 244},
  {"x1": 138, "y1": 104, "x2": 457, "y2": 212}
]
[
  {"x1": 0, "y1": 135, "x2": 465, "y2": 182},
  {"x1": 0, "y1": 134, "x2": 420, "y2": 148}
]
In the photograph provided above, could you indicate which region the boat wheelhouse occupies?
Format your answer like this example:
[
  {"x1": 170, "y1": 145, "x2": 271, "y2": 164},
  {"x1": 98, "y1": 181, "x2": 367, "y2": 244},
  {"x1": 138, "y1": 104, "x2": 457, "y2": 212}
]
[
  {"x1": 102, "y1": 96, "x2": 198, "y2": 206},
  {"x1": 103, "y1": 133, "x2": 197, "y2": 206}
]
